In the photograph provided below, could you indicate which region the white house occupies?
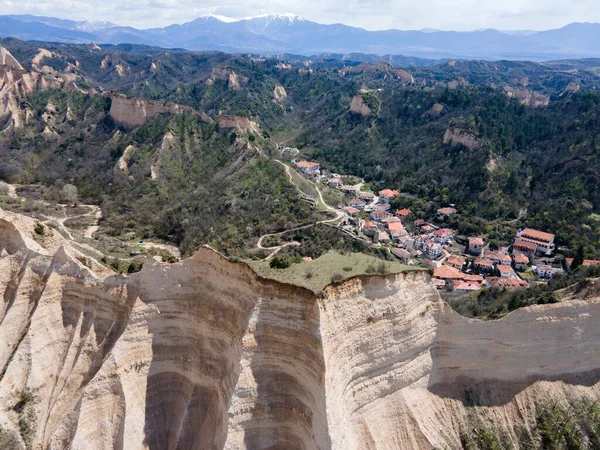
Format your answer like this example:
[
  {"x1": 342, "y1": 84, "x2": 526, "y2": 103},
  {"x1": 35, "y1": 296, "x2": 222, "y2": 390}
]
[{"x1": 423, "y1": 241, "x2": 443, "y2": 260}]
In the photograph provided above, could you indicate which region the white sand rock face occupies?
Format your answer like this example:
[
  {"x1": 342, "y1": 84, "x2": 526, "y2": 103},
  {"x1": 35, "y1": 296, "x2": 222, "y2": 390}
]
[{"x1": 1, "y1": 210, "x2": 600, "y2": 449}]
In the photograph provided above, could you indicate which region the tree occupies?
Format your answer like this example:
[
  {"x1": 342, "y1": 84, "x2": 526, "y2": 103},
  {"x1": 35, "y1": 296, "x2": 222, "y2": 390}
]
[
  {"x1": 571, "y1": 244, "x2": 585, "y2": 271},
  {"x1": 62, "y1": 184, "x2": 78, "y2": 205}
]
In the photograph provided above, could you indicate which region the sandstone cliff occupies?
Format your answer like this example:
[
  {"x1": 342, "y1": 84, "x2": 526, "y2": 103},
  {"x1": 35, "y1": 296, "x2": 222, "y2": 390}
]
[
  {"x1": 350, "y1": 95, "x2": 373, "y2": 117},
  {"x1": 1, "y1": 209, "x2": 600, "y2": 449},
  {"x1": 443, "y1": 127, "x2": 480, "y2": 149},
  {"x1": 108, "y1": 94, "x2": 185, "y2": 127},
  {"x1": 217, "y1": 116, "x2": 260, "y2": 134}
]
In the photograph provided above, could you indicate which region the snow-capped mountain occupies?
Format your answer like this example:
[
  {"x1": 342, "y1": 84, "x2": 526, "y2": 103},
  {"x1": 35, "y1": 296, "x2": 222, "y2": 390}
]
[{"x1": 2, "y1": 14, "x2": 600, "y2": 60}]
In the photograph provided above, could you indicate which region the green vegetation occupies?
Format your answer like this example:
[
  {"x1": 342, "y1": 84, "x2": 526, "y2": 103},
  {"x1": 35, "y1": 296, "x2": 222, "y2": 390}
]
[
  {"x1": 33, "y1": 222, "x2": 45, "y2": 236},
  {"x1": 247, "y1": 251, "x2": 420, "y2": 293}
]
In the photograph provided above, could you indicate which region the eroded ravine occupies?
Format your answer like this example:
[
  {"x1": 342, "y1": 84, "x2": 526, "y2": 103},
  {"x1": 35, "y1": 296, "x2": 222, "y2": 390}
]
[{"x1": 1, "y1": 208, "x2": 600, "y2": 450}]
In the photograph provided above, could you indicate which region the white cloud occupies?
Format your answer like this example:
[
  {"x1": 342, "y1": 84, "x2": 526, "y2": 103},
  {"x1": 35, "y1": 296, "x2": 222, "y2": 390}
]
[{"x1": 2, "y1": 0, "x2": 600, "y2": 30}]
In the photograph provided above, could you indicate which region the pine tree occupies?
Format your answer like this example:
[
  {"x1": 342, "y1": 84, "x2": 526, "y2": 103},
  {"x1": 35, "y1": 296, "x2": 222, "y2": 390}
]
[{"x1": 571, "y1": 244, "x2": 585, "y2": 271}]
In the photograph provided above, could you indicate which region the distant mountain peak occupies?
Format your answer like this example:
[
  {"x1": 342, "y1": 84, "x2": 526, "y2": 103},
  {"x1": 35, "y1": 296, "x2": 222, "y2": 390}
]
[
  {"x1": 76, "y1": 20, "x2": 116, "y2": 32},
  {"x1": 246, "y1": 13, "x2": 306, "y2": 22},
  {"x1": 197, "y1": 14, "x2": 238, "y2": 23}
]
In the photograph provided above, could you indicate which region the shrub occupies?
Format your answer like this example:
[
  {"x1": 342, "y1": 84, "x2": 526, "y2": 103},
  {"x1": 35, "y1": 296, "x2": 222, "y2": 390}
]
[
  {"x1": 33, "y1": 222, "x2": 45, "y2": 236},
  {"x1": 331, "y1": 273, "x2": 344, "y2": 284},
  {"x1": 269, "y1": 254, "x2": 301, "y2": 269},
  {"x1": 304, "y1": 267, "x2": 314, "y2": 279}
]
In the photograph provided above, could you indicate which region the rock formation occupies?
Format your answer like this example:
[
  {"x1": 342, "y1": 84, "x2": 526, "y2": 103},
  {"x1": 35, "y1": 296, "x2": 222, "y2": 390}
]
[
  {"x1": 504, "y1": 86, "x2": 550, "y2": 107},
  {"x1": 425, "y1": 102, "x2": 444, "y2": 117},
  {"x1": 217, "y1": 115, "x2": 260, "y2": 134},
  {"x1": 443, "y1": 127, "x2": 480, "y2": 149},
  {"x1": 1, "y1": 208, "x2": 600, "y2": 449},
  {"x1": 273, "y1": 84, "x2": 287, "y2": 103},
  {"x1": 350, "y1": 95, "x2": 373, "y2": 117},
  {"x1": 108, "y1": 94, "x2": 185, "y2": 127}
]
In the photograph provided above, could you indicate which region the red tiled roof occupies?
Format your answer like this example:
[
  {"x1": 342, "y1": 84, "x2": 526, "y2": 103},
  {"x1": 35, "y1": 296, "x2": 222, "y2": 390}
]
[
  {"x1": 513, "y1": 253, "x2": 529, "y2": 264},
  {"x1": 373, "y1": 203, "x2": 392, "y2": 210},
  {"x1": 381, "y1": 217, "x2": 401, "y2": 224},
  {"x1": 462, "y1": 273, "x2": 484, "y2": 282},
  {"x1": 486, "y1": 252, "x2": 512, "y2": 263},
  {"x1": 434, "y1": 228, "x2": 453, "y2": 238},
  {"x1": 364, "y1": 221, "x2": 377, "y2": 228},
  {"x1": 513, "y1": 239, "x2": 538, "y2": 252},
  {"x1": 469, "y1": 237, "x2": 484, "y2": 246},
  {"x1": 379, "y1": 189, "x2": 400, "y2": 198},
  {"x1": 475, "y1": 258, "x2": 494, "y2": 267},
  {"x1": 396, "y1": 208, "x2": 412, "y2": 217},
  {"x1": 566, "y1": 258, "x2": 600, "y2": 267},
  {"x1": 437, "y1": 207, "x2": 457, "y2": 215},
  {"x1": 296, "y1": 161, "x2": 319, "y2": 169},
  {"x1": 422, "y1": 225, "x2": 434, "y2": 232},
  {"x1": 497, "y1": 265, "x2": 515, "y2": 274},
  {"x1": 415, "y1": 219, "x2": 426, "y2": 226},
  {"x1": 433, "y1": 265, "x2": 464, "y2": 280},
  {"x1": 344, "y1": 207, "x2": 359, "y2": 214},
  {"x1": 377, "y1": 231, "x2": 390, "y2": 241},
  {"x1": 371, "y1": 210, "x2": 393, "y2": 219},
  {"x1": 486, "y1": 277, "x2": 528, "y2": 289},
  {"x1": 388, "y1": 222, "x2": 405, "y2": 233},
  {"x1": 454, "y1": 281, "x2": 481, "y2": 291},
  {"x1": 302, "y1": 257, "x2": 313, "y2": 262},
  {"x1": 521, "y1": 228, "x2": 554, "y2": 243},
  {"x1": 447, "y1": 255, "x2": 465, "y2": 267}
]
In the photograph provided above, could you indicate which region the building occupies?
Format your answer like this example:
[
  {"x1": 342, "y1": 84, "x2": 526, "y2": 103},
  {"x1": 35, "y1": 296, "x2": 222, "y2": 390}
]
[
  {"x1": 362, "y1": 221, "x2": 378, "y2": 236},
  {"x1": 437, "y1": 207, "x2": 458, "y2": 218},
  {"x1": 433, "y1": 228, "x2": 453, "y2": 244},
  {"x1": 421, "y1": 225, "x2": 435, "y2": 234},
  {"x1": 396, "y1": 208, "x2": 412, "y2": 219},
  {"x1": 414, "y1": 219, "x2": 426, "y2": 227},
  {"x1": 344, "y1": 207, "x2": 359, "y2": 217},
  {"x1": 359, "y1": 192, "x2": 376, "y2": 202},
  {"x1": 468, "y1": 237, "x2": 484, "y2": 255},
  {"x1": 454, "y1": 281, "x2": 482, "y2": 294},
  {"x1": 328, "y1": 178, "x2": 343, "y2": 189},
  {"x1": 381, "y1": 217, "x2": 401, "y2": 225},
  {"x1": 497, "y1": 265, "x2": 517, "y2": 278},
  {"x1": 375, "y1": 231, "x2": 391, "y2": 244},
  {"x1": 446, "y1": 255, "x2": 465, "y2": 269},
  {"x1": 475, "y1": 258, "x2": 494, "y2": 272},
  {"x1": 433, "y1": 265, "x2": 465, "y2": 281},
  {"x1": 498, "y1": 246, "x2": 510, "y2": 255},
  {"x1": 513, "y1": 253, "x2": 529, "y2": 270},
  {"x1": 512, "y1": 238, "x2": 538, "y2": 257},
  {"x1": 423, "y1": 241, "x2": 443, "y2": 260},
  {"x1": 371, "y1": 210, "x2": 394, "y2": 221},
  {"x1": 485, "y1": 277, "x2": 529, "y2": 289},
  {"x1": 533, "y1": 265, "x2": 562, "y2": 279},
  {"x1": 388, "y1": 222, "x2": 408, "y2": 241},
  {"x1": 372, "y1": 203, "x2": 392, "y2": 212},
  {"x1": 346, "y1": 199, "x2": 367, "y2": 210},
  {"x1": 296, "y1": 161, "x2": 320, "y2": 174},
  {"x1": 391, "y1": 247, "x2": 411, "y2": 262},
  {"x1": 341, "y1": 185, "x2": 359, "y2": 195},
  {"x1": 486, "y1": 252, "x2": 512, "y2": 266},
  {"x1": 379, "y1": 189, "x2": 400, "y2": 202},
  {"x1": 516, "y1": 228, "x2": 556, "y2": 256}
]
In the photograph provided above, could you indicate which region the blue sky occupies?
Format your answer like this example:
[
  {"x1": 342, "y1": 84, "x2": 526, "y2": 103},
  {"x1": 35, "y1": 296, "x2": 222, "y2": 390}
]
[{"x1": 2, "y1": 0, "x2": 599, "y2": 31}]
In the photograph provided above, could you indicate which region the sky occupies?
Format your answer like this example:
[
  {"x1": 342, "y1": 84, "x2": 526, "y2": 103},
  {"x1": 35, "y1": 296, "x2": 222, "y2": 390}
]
[{"x1": 2, "y1": 0, "x2": 599, "y2": 31}]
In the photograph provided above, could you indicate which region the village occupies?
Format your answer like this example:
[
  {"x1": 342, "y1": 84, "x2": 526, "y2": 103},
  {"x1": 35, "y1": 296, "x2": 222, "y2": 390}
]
[{"x1": 289, "y1": 154, "x2": 600, "y2": 296}]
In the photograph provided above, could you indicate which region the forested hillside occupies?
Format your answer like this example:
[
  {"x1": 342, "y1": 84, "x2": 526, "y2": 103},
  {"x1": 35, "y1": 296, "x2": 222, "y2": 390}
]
[{"x1": 2, "y1": 37, "x2": 600, "y2": 256}]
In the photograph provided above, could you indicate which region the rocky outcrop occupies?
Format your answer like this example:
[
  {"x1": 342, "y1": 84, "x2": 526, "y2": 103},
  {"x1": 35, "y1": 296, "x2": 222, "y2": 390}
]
[
  {"x1": 117, "y1": 144, "x2": 135, "y2": 174},
  {"x1": 2, "y1": 209, "x2": 600, "y2": 449},
  {"x1": 504, "y1": 86, "x2": 550, "y2": 107},
  {"x1": 108, "y1": 94, "x2": 184, "y2": 127},
  {"x1": 273, "y1": 84, "x2": 287, "y2": 103},
  {"x1": 209, "y1": 67, "x2": 248, "y2": 90},
  {"x1": 217, "y1": 115, "x2": 260, "y2": 134},
  {"x1": 425, "y1": 102, "x2": 444, "y2": 117},
  {"x1": 350, "y1": 95, "x2": 373, "y2": 117},
  {"x1": 443, "y1": 127, "x2": 480, "y2": 149},
  {"x1": 0, "y1": 46, "x2": 23, "y2": 70}
]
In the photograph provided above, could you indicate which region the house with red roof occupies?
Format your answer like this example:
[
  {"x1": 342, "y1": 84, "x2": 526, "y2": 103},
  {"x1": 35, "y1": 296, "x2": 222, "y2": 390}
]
[
  {"x1": 512, "y1": 238, "x2": 538, "y2": 257},
  {"x1": 516, "y1": 228, "x2": 556, "y2": 256},
  {"x1": 346, "y1": 199, "x2": 367, "y2": 210},
  {"x1": 433, "y1": 265, "x2": 464, "y2": 280},
  {"x1": 359, "y1": 192, "x2": 376, "y2": 202},
  {"x1": 396, "y1": 208, "x2": 412, "y2": 219},
  {"x1": 497, "y1": 265, "x2": 517, "y2": 278},
  {"x1": 454, "y1": 280, "x2": 482, "y2": 293},
  {"x1": 362, "y1": 221, "x2": 379, "y2": 236},
  {"x1": 414, "y1": 219, "x2": 426, "y2": 227},
  {"x1": 421, "y1": 225, "x2": 435, "y2": 234},
  {"x1": 371, "y1": 210, "x2": 394, "y2": 221},
  {"x1": 344, "y1": 207, "x2": 359, "y2": 217},
  {"x1": 486, "y1": 252, "x2": 512, "y2": 266},
  {"x1": 446, "y1": 254, "x2": 466, "y2": 269},
  {"x1": 423, "y1": 241, "x2": 443, "y2": 260},
  {"x1": 379, "y1": 189, "x2": 400, "y2": 202},
  {"x1": 513, "y1": 253, "x2": 529, "y2": 270},
  {"x1": 372, "y1": 203, "x2": 391, "y2": 211},
  {"x1": 468, "y1": 237, "x2": 484, "y2": 255},
  {"x1": 485, "y1": 277, "x2": 529, "y2": 289},
  {"x1": 475, "y1": 258, "x2": 494, "y2": 272},
  {"x1": 565, "y1": 258, "x2": 600, "y2": 270},
  {"x1": 433, "y1": 228, "x2": 453, "y2": 244},
  {"x1": 375, "y1": 231, "x2": 391, "y2": 244},
  {"x1": 295, "y1": 161, "x2": 320, "y2": 174},
  {"x1": 437, "y1": 207, "x2": 458, "y2": 218}
]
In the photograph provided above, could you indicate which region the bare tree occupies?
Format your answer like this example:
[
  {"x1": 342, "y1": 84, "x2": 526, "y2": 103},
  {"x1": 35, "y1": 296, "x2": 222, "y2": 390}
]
[{"x1": 62, "y1": 184, "x2": 78, "y2": 205}]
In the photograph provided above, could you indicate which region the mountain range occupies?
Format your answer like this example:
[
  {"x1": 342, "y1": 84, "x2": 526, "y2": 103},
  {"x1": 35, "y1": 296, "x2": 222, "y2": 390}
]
[{"x1": 3, "y1": 13, "x2": 600, "y2": 60}]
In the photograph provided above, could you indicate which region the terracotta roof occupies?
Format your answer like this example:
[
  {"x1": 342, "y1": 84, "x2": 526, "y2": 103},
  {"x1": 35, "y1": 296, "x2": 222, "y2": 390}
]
[
  {"x1": 381, "y1": 217, "x2": 401, "y2": 224},
  {"x1": 521, "y1": 228, "x2": 554, "y2": 243},
  {"x1": 437, "y1": 207, "x2": 457, "y2": 215},
  {"x1": 469, "y1": 237, "x2": 484, "y2": 246},
  {"x1": 513, "y1": 253, "x2": 529, "y2": 264},
  {"x1": 296, "y1": 161, "x2": 319, "y2": 169},
  {"x1": 379, "y1": 189, "x2": 400, "y2": 198},
  {"x1": 486, "y1": 252, "x2": 512, "y2": 263},
  {"x1": 388, "y1": 222, "x2": 405, "y2": 233},
  {"x1": 415, "y1": 219, "x2": 426, "y2": 226},
  {"x1": 475, "y1": 258, "x2": 494, "y2": 267},
  {"x1": 391, "y1": 248, "x2": 410, "y2": 259},
  {"x1": 434, "y1": 228, "x2": 453, "y2": 238},
  {"x1": 462, "y1": 273, "x2": 484, "y2": 282},
  {"x1": 373, "y1": 203, "x2": 392, "y2": 211},
  {"x1": 497, "y1": 265, "x2": 516, "y2": 275},
  {"x1": 363, "y1": 221, "x2": 378, "y2": 228},
  {"x1": 344, "y1": 207, "x2": 359, "y2": 214},
  {"x1": 447, "y1": 255, "x2": 465, "y2": 267},
  {"x1": 422, "y1": 225, "x2": 434, "y2": 232},
  {"x1": 433, "y1": 278, "x2": 446, "y2": 287},
  {"x1": 454, "y1": 281, "x2": 481, "y2": 291},
  {"x1": 371, "y1": 210, "x2": 393, "y2": 219},
  {"x1": 513, "y1": 239, "x2": 537, "y2": 252},
  {"x1": 433, "y1": 265, "x2": 464, "y2": 280},
  {"x1": 396, "y1": 208, "x2": 412, "y2": 217},
  {"x1": 302, "y1": 257, "x2": 313, "y2": 262},
  {"x1": 566, "y1": 258, "x2": 600, "y2": 267},
  {"x1": 377, "y1": 231, "x2": 391, "y2": 241},
  {"x1": 486, "y1": 277, "x2": 528, "y2": 289}
]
